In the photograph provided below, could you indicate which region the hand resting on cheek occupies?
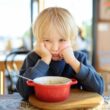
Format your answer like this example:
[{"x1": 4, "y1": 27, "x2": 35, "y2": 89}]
[
  {"x1": 34, "y1": 42, "x2": 52, "y2": 64},
  {"x1": 59, "y1": 43, "x2": 75, "y2": 64}
]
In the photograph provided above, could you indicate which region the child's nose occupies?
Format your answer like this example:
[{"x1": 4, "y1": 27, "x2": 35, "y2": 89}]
[{"x1": 51, "y1": 43, "x2": 59, "y2": 52}]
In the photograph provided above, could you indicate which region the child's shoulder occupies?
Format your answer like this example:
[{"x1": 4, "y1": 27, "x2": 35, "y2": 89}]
[
  {"x1": 74, "y1": 50, "x2": 85, "y2": 57},
  {"x1": 74, "y1": 50, "x2": 88, "y2": 60},
  {"x1": 26, "y1": 51, "x2": 40, "y2": 61}
]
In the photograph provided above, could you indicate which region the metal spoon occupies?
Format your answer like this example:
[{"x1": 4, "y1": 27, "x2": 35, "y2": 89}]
[
  {"x1": 9, "y1": 63, "x2": 33, "y2": 81},
  {"x1": 16, "y1": 74, "x2": 33, "y2": 81}
]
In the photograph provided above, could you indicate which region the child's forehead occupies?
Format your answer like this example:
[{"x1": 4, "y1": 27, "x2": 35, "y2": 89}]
[
  {"x1": 39, "y1": 21, "x2": 70, "y2": 40},
  {"x1": 42, "y1": 32, "x2": 65, "y2": 39},
  {"x1": 42, "y1": 26, "x2": 57, "y2": 36},
  {"x1": 42, "y1": 23, "x2": 67, "y2": 38}
]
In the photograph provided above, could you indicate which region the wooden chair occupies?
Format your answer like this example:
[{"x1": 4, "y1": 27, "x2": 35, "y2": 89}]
[
  {"x1": 4, "y1": 49, "x2": 29, "y2": 94},
  {"x1": 0, "y1": 71, "x2": 5, "y2": 95}
]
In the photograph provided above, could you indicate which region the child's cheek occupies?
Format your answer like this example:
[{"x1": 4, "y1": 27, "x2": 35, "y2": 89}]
[
  {"x1": 43, "y1": 42, "x2": 48, "y2": 49},
  {"x1": 59, "y1": 42, "x2": 71, "y2": 52},
  {"x1": 43, "y1": 42, "x2": 51, "y2": 51},
  {"x1": 43, "y1": 42, "x2": 48, "y2": 48}
]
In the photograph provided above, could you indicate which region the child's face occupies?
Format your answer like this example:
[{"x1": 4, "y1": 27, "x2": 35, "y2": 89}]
[{"x1": 41, "y1": 27, "x2": 71, "y2": 61}]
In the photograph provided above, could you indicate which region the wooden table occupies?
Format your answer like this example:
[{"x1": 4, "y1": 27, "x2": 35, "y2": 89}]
[
  {"x1": 0, "y1": 91, "x2": 110, "y2": 110},
  {"x1": 29, "y1": 89, "x2": 104, "y2": 110},
  {"x1": 0, "y1": 54, "x2": 25, "y2": 72}
]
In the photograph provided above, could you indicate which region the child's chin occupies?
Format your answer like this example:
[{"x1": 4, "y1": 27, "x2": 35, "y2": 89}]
[{"x1": 52, "y1": 57, "x2": 61, "y2": 61}]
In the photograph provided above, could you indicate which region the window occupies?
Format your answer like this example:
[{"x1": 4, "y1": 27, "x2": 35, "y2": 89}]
[{"x1": 0, "y1": 0, "x2": 32, "y2": 53}]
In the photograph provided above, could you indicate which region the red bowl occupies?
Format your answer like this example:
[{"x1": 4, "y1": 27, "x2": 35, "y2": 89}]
[{"x1": 27, "y1": 76, "x2": 77, "y2": 102}]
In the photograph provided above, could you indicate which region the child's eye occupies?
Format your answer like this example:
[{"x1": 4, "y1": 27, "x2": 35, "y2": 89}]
[
  {"x1": 59, "y1": 39, "x2": 66, "y2": 42},
  {"x1": 44, "y1": 40, "x2": 50, "y2": 42}
]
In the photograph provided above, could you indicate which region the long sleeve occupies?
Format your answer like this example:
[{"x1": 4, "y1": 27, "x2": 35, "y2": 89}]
[
  {"x1": 16, "y1": 51, "x2": 49, "y2": 100},
  {"x1": 74, "y1": 51, "x2": 104, "y2": 95},
  {"x1": 16, "y1": 51, "x2": 104, "y2": 100}
]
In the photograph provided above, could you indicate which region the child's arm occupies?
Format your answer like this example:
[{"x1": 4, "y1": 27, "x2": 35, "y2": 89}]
[
  {"x1": 61, "y1": 47, "x2": 104, "y2": 95},
  {"x1": 60, "y1": 45, "x2": 80, "y2": 73},
  {"x1": 16, "y1": 42, "x2": 52, "y2": 100},
  {"x1": 74, "y1": 52, "x2": 104, "y2": 95},
  {"x1": 16, "y1": 51, "x2": 50, "y2": 100}
]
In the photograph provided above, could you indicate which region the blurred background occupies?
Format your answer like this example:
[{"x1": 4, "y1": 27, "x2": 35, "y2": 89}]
[
  {"x1": 0, "y1": 0, "x2": 110, "y2": 95},
  {"x1": 0, "y1": 0, "x2": 92, "y2": 57}
]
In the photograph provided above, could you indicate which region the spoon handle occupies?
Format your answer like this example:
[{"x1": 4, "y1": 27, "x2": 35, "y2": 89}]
[{"x1": 16, "y1": 74, "x2": 33, "y2": 81}]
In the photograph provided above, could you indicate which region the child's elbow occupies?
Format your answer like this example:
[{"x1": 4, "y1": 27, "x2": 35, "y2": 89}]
[{"x1": 98, "y1": 79, "x2": 104, "y2": 95}]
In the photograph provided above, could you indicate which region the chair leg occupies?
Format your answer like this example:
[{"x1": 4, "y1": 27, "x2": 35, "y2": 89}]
[{"x1": 0, "y1": 71, "x2": 5, "y2": 95}]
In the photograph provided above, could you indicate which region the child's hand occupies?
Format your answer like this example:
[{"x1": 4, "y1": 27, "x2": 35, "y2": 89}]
[
  {"x1": 59, "y1": 42, "x2": 75, "y2": 64},
  {"x1": 34, "y1": 42, "x2": 52, "y2": 64},
  {"x1": 60, "y1": 42, "x2": 80, "y2": 73}
]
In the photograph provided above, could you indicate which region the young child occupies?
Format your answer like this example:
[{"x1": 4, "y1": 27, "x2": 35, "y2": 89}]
[{"x1": 16, "y1": 7, "x2": 104, "y2": 100}]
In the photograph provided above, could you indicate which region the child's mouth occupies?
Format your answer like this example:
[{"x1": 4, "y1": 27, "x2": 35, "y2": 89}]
[{"x1": 52, "y1": 54, "x2": 61, "y2": 61}]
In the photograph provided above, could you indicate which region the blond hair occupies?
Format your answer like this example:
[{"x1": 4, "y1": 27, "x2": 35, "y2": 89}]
[{"x1": 33, "y1": 7, "x2": 78, "y2": 50}]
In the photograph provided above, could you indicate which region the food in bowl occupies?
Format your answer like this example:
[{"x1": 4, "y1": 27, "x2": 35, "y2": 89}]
[
  {"x1": 34, "y1": 76, "x2": 72, "y2": 85},
  {"x1": 27, "y1": 76, "x2": 77, "y2": 102}
]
